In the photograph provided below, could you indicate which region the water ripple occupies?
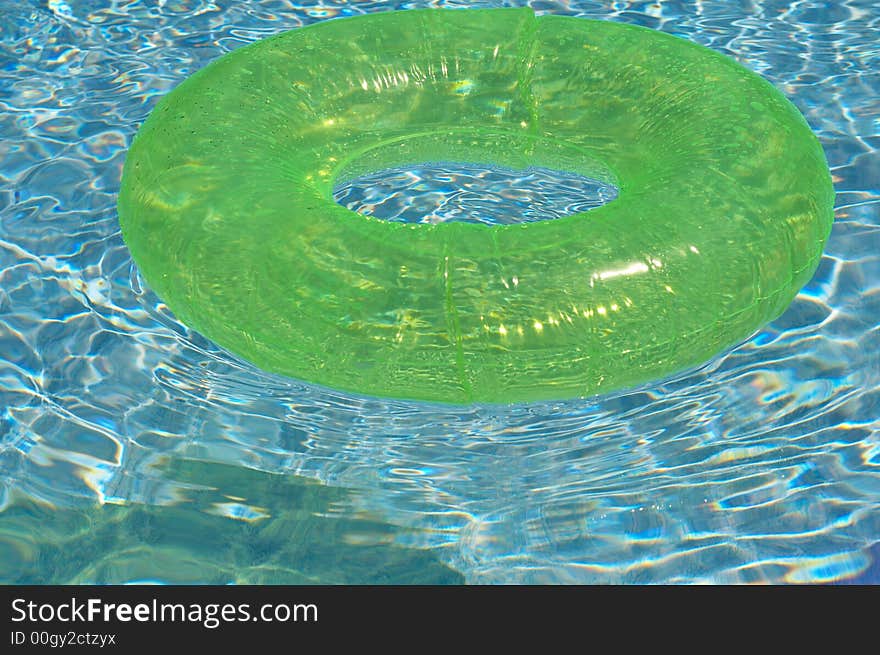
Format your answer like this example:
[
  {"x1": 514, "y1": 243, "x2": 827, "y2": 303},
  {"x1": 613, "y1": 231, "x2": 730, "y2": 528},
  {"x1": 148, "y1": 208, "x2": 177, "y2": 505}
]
[
  {"x1": 0, "y1": 0, "x2": 878, "y2": 583},
  {"x1": 334, "y1": 163, "x2": 618, "y2": 225}
]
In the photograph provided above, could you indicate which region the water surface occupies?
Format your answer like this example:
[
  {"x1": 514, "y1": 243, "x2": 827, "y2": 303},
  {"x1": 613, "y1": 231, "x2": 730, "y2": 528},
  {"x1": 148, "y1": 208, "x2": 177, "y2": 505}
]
[{"x1": 1, "y1": 0, "x2": 878, "y2": 583}]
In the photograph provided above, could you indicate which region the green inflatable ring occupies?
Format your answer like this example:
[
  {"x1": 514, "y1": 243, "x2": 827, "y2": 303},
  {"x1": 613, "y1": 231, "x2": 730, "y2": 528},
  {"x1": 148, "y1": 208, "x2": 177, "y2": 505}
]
[{"x1": 118, "y1": 8, "x2": 833, "y2": 404}]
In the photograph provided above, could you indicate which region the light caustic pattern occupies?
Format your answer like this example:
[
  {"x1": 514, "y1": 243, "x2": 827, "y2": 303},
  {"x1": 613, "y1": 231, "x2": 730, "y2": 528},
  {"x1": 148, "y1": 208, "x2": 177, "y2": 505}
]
[
  {"x1": 334, "y1": 163, "x2": 618, "y2": 226},
  {"x1": 0, "y1": 0, "x2": 879, "y2": 583}
]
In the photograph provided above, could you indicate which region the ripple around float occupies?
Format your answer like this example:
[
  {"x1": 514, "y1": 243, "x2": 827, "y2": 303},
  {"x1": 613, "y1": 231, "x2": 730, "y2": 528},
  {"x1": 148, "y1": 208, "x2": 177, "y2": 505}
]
[{"x1": 0, "y1": 0, "x2": 878, "y2": 583}]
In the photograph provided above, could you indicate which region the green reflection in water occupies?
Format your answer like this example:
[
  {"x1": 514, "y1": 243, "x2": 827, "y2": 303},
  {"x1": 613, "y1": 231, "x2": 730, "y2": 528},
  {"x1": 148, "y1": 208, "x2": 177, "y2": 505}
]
[{"x1": 0, "y1": 459, "x2": 463, "y2": 584}]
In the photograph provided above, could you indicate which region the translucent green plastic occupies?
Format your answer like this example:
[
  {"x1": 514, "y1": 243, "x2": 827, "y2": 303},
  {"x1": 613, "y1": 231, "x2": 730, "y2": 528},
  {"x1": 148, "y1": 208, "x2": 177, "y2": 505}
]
[{"x1": 118, "y1": 8, "x2": 834, "y2": 404}]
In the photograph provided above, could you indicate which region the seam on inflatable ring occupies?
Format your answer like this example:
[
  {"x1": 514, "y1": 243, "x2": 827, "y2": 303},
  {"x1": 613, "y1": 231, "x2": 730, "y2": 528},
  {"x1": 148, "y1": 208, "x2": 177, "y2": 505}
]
[
  {"x1": 441, "y1": 252, "x2": 470, "y2": 398},
  {"x1": 517, "y1": 13, "x2": 541, "y2": 143}
]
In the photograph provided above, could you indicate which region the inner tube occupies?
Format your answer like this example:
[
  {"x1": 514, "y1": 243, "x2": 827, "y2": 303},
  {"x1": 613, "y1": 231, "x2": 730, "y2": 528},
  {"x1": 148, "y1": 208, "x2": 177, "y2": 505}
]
[{"x1": 118, "y1": 8, "x2": 833, "y2": 404}]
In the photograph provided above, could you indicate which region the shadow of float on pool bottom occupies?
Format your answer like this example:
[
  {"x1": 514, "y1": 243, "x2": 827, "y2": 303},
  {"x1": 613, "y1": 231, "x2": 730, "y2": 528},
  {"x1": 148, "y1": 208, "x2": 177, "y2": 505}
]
[{"x1": 0, "y1": 459, "x2": 463, "y2": 584}]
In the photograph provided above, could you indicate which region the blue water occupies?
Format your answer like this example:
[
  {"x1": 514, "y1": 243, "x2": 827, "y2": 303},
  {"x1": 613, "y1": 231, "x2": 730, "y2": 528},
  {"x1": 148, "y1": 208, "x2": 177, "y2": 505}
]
[
  {"x1": 1, "y1": 0, "x2": 878, "y2": 584},
  {"x1": 335, "y1": 163, "x2": 618, "y2": 225}
]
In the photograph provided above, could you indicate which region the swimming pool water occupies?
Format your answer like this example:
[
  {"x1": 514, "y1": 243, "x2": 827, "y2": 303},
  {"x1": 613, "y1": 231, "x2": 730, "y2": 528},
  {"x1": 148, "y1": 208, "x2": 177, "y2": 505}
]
[
  {"x1": 1, "y1": 0, "x2": 878, "y2": 583},
  {"x1": 335, "y1": 163, "x2": 618, "y2": 225}
]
